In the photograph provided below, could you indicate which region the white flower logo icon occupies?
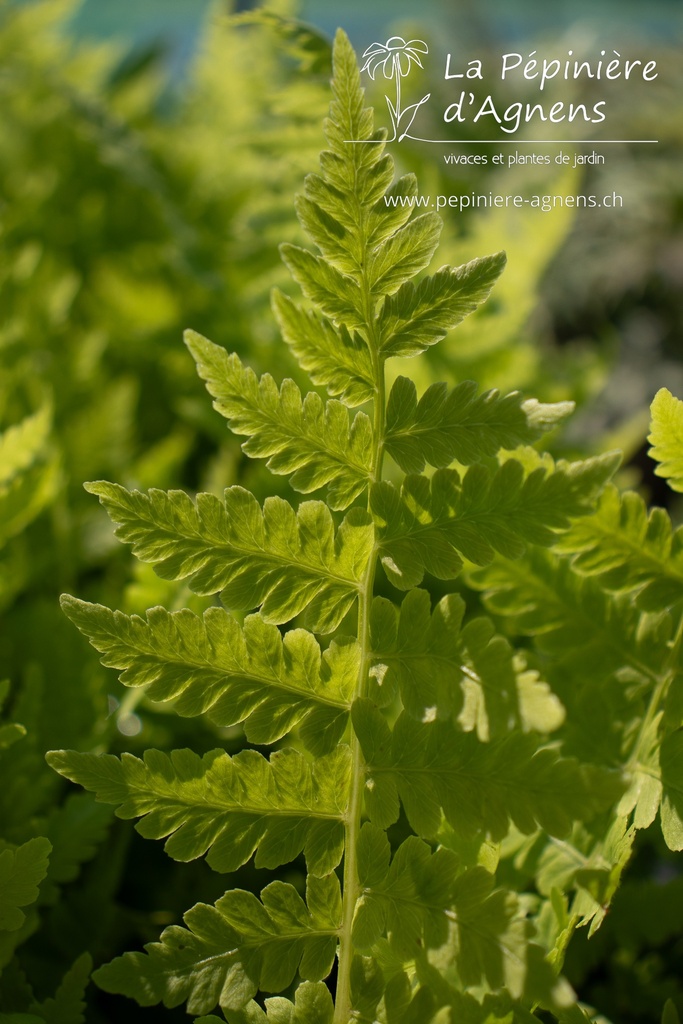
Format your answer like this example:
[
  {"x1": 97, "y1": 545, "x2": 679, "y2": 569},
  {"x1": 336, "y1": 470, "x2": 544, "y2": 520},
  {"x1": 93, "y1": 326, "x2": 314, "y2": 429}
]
[{"x1": 361, "y1": 36, "x2": 430, "y2": 141}]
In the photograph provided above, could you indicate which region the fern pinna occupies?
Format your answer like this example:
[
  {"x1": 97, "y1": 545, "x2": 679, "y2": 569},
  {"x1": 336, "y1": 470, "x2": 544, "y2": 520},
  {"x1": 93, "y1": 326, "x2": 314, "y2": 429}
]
[{"x1": 46, "y1": 30, "x2": 676, "y2": 1024}]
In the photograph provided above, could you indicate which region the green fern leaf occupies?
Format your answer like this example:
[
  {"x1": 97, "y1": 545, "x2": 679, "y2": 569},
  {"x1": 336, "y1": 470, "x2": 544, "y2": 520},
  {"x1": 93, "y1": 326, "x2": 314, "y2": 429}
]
[
  {"x1": 442, "y1": 886, "x2": 570, "y2": 1009},
  {"x1": 441, "y1": 988, "x2": 545, "y2": 1023},
  {"x1": 279, "y1": 245, "x2": 364, "y2": 326},
  {"x1": 42, "y1": 792, "x2": 113, "y2": 897},
  {"x1": 373, "y1": 454, "x2": 617, "y2": 589},
  {"x1": 294, "y1": 194, "x2": 360, "y2": 275},
  {"x1": 353, "y1": 826, "x2": 568, "y2": 1007},
  {"x1": 222, "y1": 981, "x2": 334, "y2": 1024},
  {"x1": 185, "y1": 331, "x2": 372, "y2": 509},
  {"x1": 366, "y1": 213, "x2": 442, "y2": 296},
  {"x1": 93, "y1": 875, "x2": 341, "y2": 1015},
  {"x1": 85, "y1": 482, "x2": 373, "y2": 633},
  {"x1": 555, "y1": 485, "x2": 683, "y2": 611},
  {"x1": 299, "y1": 162, "x2": 397, "y2": 239},
  {"x1": 271, "y1": 291, "x2": 375, "y2": 407},
  {"x1": 0, "y1": 837, "x2": 51, "y2": 931},
  {"x1": 325, "y1": 28, "x2": 377, "y2": 146},
  {"x1": 60, "y1": 597, "x2": 355, "y2": 753},
  {"x1": 28, "y1": 953, "x2": 92, "y2": 1024},
  {"x1": 380, "y1": 976, "x2": 441, "y2": 1024},
  {"x1": 365, "y1": 174, "x2": 419, "y2": 247},
  {"x1": 47, "y1": 746, "x2": 349, "y2": 876},
  {"x1": 660, "y1": 730, "x2": 683, "y2": 850},
  {"x1": 0, "y1": 406, "x2": 51, "y2": 486},
  {"x1": 533, "y1": 816, "x2": 637, "y2": 936},
  {"x1": 649, "y1": 387, "x2": 683, "y2": 492},
  {"x1": 472, "y1": 547, "x2": 682, "y2": 854},
  {"x1": 385, "y1": 377, "x2": 573, "y2": 473},
  {"x1": 48, "y1": 26, "x2": 628, "y2": 1022},
  {"x1": 470, "y1": 548, "x2": 667, "y2": 677},
  {"x1": 368, "y1": 589, "x2": 563, "y2": 737},
  {"x1": 377, "y1": 256, "x2": 506, "y2": 359},
  {"x1": 346, "y1": 966, "x2": 451, "y2": 1024},
  {"x1": 353, "y1": 703, "x2": 621, "y2": 842},
  {"x1": 352, "y1": 825, "x2": 459, "y2": 958},
  {"x1": 0, "y1": 458, "x2": 60, "y2": 547},
  {"x1": 455, "y1": 619, "x2": 565, "y2": 740},
  {"x1": 0, "y1": 405, "x2": 60, "y2": 546},
  {"x1": 368, "y1": 589, "x2": 466, "y2": 718},
  {"x1": 619, "y1": 717, "x2": 683, "y2": 852}
]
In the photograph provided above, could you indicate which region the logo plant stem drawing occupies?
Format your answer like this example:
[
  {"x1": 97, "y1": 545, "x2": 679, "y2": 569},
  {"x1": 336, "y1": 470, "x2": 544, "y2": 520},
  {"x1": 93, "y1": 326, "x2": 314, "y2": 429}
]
[{"x1": 361, "y1": 36, "x2": 430, "y2": 141}]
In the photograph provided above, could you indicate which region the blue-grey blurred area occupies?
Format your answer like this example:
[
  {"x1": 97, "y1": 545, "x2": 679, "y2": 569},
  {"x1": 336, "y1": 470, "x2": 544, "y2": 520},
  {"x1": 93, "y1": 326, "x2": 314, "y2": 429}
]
[{"x1": 65, "y1": 0, "x2": 682, "y2": 75}]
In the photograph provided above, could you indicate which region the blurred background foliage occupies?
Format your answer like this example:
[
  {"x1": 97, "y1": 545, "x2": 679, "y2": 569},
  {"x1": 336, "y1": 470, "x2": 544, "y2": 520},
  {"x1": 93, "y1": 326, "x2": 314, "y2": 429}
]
[{"x1": 0, "y1": 0, "x2": 680, "y2": 1021}]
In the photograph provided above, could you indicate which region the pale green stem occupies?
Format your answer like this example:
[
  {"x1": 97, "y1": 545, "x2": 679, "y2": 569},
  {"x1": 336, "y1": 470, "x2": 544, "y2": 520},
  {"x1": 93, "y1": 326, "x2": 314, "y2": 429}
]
[{"x1": 334, "y1": 281, "x2": 386, "y2": 1024}]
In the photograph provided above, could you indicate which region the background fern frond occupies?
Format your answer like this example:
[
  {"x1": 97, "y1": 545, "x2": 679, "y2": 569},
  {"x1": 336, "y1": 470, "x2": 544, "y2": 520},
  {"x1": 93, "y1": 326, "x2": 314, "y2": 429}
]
[{"x1": 649, "y1": 388, "x2": 683, "y2": 492}]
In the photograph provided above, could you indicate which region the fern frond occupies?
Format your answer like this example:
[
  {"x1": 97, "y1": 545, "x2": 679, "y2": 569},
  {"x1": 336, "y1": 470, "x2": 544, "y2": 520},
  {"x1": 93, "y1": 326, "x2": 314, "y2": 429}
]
[
  {"x1": 377, "y1": 256, "x2": 506, "y2": 359},
  {"x1": 186, "y1": 331, "x2": 373, "y2": 509},
  {"x1": 233, "y1": 987, "x2": 335, "y2": 1024},
  {"x1": 279, "y1": 245, "x2": 365, "y2": 325},
  {"x1": 527, "y1": 816, "x2": 636, "y2": 935},
  {"x1": 221, "y1": 981, "x2": 334, "y2": 1024},
  {"x1": 470, "y1": 548, "x2": 667, "y2": 678},
  {"x1": 352, "y1": 825, "x2": 459, "y2": 957},
  {"x1": 42, "y1": 793, "x2": 113, "y2": 897},
  {"x1": 368, "y1": 588, "x2": 466, "y2": 718},
  {"x1": 47, "y1": 746, "x2": 350, "y2": 875},
  {"x1": 369, "y1": 588, "x2": 563, "y2": 736},
  {"x1": 385, "y1": 376, "x2": 573, "y2": 473},
  {"x1": 649, "y1": 387, "x2": 683, "y2": 492},
  {"x1": 472, "y1": 547, "x2": 683, "y2": 852},
  {"x1": 373, "y1": 454, "x2": 617, "y2": 589},
  {"x1": 353, "y1": 825, "x2": 568, "y2": 1008},
  {"x1": 271, "y1": 290, "x2": 375, "y2": 408},
  {"x1": 29, "y1": 953, "x2": 92, "y2": 1024},
  {"x1": 0, "y1": 405, "x2": 51, "y2": 486},
  {"x1": 93, "y1": 875, "x2": 341, "y2": 1015},
  {"x1": 353, "y1": 703, "x2": 621, "y2": 842},
  {"x1": 365, "y1": 212, "x2": 442, "y2": 295},
  {"x1": 555, "y1": 484, "x2": 683, "y2": 611},
  {"x1": 0, "y1": 405, "x2": 59, "y2": 547},
  {"x1": 85, "y1": 482, "x2": 373, "y2": 633},
  {"x1": 0, "y1": 836, "x2": 51, "y2": 931},
  {"x1": 618, "y1": 717, "x2": 683, "y2": 852},
  {"x1": 48, "y1": 27, "x2": 627, "y2": 1023},
  {"x1": 60, "y1": 597, "x2": 354, "y2": 753}
]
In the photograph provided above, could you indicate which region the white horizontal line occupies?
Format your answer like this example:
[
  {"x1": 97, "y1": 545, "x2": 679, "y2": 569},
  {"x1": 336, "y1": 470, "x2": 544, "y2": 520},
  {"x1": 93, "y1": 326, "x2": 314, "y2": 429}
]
[
  {"x1": 434, "y1": 140, "x2": 659, "y2": 144},
  {"x1": 345, "y1": 139, "x2": 659, "y2": 144}
]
